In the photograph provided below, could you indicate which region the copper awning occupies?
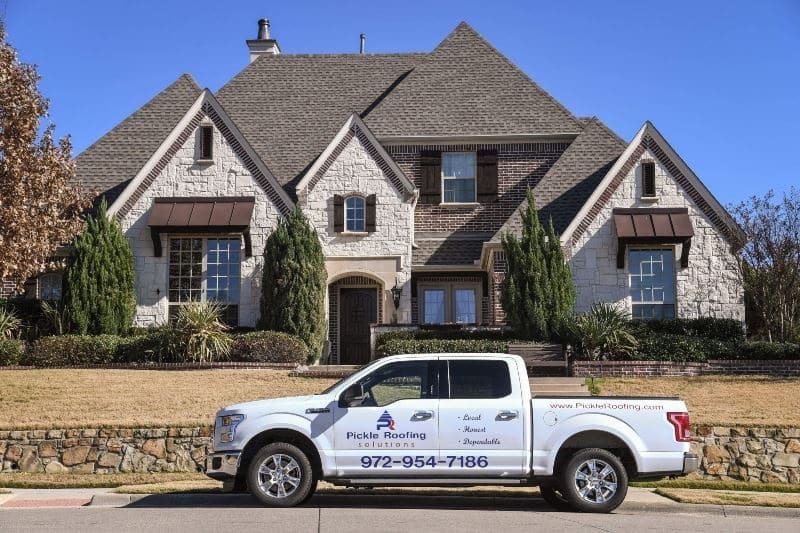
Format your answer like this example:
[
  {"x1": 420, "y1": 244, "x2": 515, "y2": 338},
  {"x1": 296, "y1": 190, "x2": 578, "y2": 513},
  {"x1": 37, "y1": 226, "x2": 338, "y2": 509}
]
[
  {"x1": 613, "y1": 208, "x2": 694, "y2": 268},
  {"x1": 147, "y1": 197, "x2": 255, "y2": 257}
]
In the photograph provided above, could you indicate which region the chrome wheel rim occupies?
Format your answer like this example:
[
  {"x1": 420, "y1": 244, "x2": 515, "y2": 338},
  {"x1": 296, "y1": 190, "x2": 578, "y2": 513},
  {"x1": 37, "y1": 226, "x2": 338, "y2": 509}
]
[
  {"x1": 573, "y1": 459, "x2": 618, "y2": 504},
  {"x1": 256, "y1": 454, "x2": 302, "y2": 499}
]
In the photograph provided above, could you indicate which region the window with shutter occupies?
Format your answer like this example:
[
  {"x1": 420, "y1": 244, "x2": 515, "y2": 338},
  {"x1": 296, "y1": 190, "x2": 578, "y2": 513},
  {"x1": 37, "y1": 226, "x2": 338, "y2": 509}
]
[
  {"x1": 442, "y1": 152, "x2": 477, "y2": 203},
  {"x1": 365, "y1": 194, "x2": 377, "y2": 232},
  {"x1": 199, "y1": 125, "x2": 214, "y2": 160},
  {"x1": 419, "y1": 151, "x2": 441, "y2": 204},
  {"x1": 476, "y1": 150, "x2": 498, "y2": 202},
  {"x1": 333, "y1": 195, "x2": 344, "y2": 232},
  {"x1": 642, "y1": 162, "x2": 656, "y2": 198}
]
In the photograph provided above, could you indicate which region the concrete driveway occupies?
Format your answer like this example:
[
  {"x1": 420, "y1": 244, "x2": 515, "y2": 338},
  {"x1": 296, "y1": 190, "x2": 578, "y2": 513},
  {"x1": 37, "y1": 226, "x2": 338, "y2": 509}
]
[{"x1": 1, "y1": 490, "x2": 799, "y2": 532}]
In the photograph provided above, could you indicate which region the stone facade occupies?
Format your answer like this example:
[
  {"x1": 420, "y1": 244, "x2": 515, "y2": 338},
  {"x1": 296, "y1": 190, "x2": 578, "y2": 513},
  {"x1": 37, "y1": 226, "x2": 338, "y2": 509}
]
[
  {"x1": 569, "y1": 147, "x2": 744, "y2": 321},
  {"x1": 0, "y1": 427, "x2": 211, "y2": 474},
  {"x1": 691, "y1": 426, "x2": 800, "y2": 484},
  {"x1": 120, "y1": 116, "x2": 283, "y2": 328}
]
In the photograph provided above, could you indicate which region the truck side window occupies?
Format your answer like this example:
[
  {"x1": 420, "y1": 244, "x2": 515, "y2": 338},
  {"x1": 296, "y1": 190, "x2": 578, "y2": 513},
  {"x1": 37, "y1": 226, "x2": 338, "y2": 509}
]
[
  {"x1": 447, "y1": 360, "x2": 511, "y2": 399},
  {"x1": 357, "y1": 361, "x2": 436, "y2": 407}
]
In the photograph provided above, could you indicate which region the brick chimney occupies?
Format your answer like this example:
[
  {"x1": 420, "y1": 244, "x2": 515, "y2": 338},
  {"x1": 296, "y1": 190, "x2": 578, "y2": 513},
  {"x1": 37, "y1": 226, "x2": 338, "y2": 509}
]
[{"x1": 246, "y1": 19, "x2": 280, "y2": 62}]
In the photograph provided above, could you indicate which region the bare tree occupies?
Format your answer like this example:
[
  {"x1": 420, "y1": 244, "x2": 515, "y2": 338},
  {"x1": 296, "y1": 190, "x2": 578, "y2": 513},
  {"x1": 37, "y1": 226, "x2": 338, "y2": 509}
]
[
  {"x1": 731, "y1": 187, "x2": 800, "y2": 342},
  {"x1": 0, "y1": 23, "x2": 90, "y2": 290}
]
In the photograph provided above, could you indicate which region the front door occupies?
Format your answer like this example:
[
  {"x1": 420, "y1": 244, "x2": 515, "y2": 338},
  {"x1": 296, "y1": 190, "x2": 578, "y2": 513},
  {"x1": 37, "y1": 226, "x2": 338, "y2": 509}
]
[
  {"x1": 332, "y1": 359, "x2": 440, "y2": 476},
  {"x1": 339, "y1": 288, "x2": 377, "y2": 365}
]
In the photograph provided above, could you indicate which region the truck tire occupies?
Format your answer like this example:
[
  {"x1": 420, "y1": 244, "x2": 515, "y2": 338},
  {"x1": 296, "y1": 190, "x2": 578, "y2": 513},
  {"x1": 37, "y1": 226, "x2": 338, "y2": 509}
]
[
  {"x1": 247, "y1": 442, "x2": 315, "y2": 507},
  {"x1": 558, "y1": 448, "x2": 628, "y2": 513},
  {"x1": 539, "y1": 483, "x2": 572, "y2": 511}
]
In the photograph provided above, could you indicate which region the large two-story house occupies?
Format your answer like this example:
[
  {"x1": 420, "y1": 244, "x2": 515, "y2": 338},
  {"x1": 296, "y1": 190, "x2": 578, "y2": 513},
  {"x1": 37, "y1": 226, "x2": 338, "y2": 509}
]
[{"x1": 9, "y1": 20, "x2": 745, "y2": 364}]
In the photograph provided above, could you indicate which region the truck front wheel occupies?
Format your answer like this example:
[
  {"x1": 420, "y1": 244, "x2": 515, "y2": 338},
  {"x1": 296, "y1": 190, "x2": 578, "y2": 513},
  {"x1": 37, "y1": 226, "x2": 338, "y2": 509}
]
[
  {"x1": 558, "y1": 448, "x2": 628, "y2": 513},
  {"x1": 247, "y1": 442, "x2": 315, "y2": 507}
]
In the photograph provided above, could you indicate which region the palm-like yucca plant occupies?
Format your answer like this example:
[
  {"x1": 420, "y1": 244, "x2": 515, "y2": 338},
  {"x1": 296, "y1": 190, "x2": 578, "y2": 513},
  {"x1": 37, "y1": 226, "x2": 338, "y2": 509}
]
[
  {"x1": 175, "y1": 302, "x2": 233, "y2": 362},
  {"x1": 0, "y1": 307, "x2": 22, "y2": 339},
  {"x1": 569, "y1": 303, "x2": 638, "y2": 360}
]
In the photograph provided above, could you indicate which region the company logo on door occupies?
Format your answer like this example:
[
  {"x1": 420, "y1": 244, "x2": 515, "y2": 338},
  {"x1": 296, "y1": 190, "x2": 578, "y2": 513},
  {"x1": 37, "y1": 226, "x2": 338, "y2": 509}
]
[{"x1": 376, "y1": 410, "x2": 396, "y2": 431}]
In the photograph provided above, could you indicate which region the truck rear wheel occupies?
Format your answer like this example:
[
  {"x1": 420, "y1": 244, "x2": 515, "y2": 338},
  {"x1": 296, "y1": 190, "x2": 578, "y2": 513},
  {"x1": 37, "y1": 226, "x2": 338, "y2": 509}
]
[
  {"x1": 559, "y1": 448, "x2": 628, "y2": 513},
  {"x1": 247, "y1": 442, "x2": 315, "y2": 507}
]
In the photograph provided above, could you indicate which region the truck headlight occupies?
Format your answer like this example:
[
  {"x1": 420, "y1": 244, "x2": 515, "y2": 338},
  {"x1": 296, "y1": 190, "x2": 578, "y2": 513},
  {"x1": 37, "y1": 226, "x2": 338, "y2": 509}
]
[{"x1": 217, "y1": 414, "x2": 245, "y2": 443}]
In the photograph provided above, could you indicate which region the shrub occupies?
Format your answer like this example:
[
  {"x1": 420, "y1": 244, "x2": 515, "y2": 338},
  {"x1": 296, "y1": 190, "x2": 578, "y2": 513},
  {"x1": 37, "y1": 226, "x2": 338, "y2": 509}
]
[
  {"x1": 630, "y1": 318, "x2": 744, "y2": 343},
  {"x1": 568, "y1": 303, "x2": 638, "y2": 360},
  {"x1": 25, "y1": 334, "x2": 122, "y2": 367},
  {"x1": 174, "y1": 302, "x2": 232, "y2": 362},
  {"x1": 0, "y1": 338, "x2": 25, "y2": 366},
  {"x1": 0, "y1": 306, "x2": 22, "y2": 338},
  {"x1": 230, "y1": 331, "x2": 307, "y2": 364},
  {"x1": 734, "y1": 341, "x2": 800, "y2": 360},
  {"x1": 628, "y1": 332, "x2": 737, "y2": 362},
  {"x1": 63, "y1": 199, "x2": 136, "y2": 335},
  {"x1": 116, "y1": 328, "x2": 183, "y2": 363},
  {"x1": 376, "y1": 338, "x2": 509, "y2": 357}
]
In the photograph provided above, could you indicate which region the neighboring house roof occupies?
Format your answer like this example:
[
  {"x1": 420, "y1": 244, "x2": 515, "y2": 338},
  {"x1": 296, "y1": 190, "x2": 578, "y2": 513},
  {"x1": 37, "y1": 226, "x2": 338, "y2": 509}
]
[
  {"x1": 75, "y1": 74, "x2": 202, "y2": 204},
  {"x1": 492, "y1": 117, "x2": 626, "y2": 241},
  {"x1": 365, "y1": 23, "x2": 583, "y2": 139},
  {"x1": 216, "y1": 53, "x2": 424, "y2": 192}
]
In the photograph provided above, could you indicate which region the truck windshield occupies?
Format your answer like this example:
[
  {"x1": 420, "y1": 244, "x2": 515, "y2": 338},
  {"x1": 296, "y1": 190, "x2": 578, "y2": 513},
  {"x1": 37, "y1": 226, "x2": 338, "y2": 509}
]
[{"x1": 317, "y1": 358, "x2": 386, "y2": 395}]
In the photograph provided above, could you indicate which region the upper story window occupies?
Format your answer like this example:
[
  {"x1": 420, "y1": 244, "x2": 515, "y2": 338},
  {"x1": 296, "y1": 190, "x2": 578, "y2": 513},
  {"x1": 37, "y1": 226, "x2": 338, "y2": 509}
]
[
  {"x1": 345, "y1": 196, "x2": 365, "y2": 232},
  {"x1": 442, "y1": 152, "x2": 477, "y2": 203},
  {"x1": 199, "y1": 125, "x2": 214, "y2": 161},
  {"x1": 641, "y1": 161, "x2": 656, "y2": 198},
  {"x1": 629, "y1": 249, "x2": 675, "y2": 319}
]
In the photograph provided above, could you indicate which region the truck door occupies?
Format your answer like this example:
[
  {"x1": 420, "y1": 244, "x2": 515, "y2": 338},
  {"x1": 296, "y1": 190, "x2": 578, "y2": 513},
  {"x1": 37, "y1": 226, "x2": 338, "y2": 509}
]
[
  {"x1": 332, "y1": 359, "x2": 440, "y2": 476},
  {"x1": 437, "y1": 358, "x2": 526, "y2": 476}
]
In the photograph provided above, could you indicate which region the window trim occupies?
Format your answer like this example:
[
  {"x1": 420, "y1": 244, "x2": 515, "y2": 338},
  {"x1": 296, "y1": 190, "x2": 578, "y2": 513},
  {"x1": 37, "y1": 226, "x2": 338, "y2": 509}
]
[
  {"x1": 441, "y1": 151, "x2": 477, "y2": 204},
  {"x1": 343, "y1": 194, "x2": 367, "y2": 234},
  {"x1": 418, "y1": 282, "x2": 481, "y2": 325},
  {"x1": 628, "y1": 246, "x2": 677, "y2": 320},
  {"x1": 166, "y1": 234, "x2": 242, "y2": 325}
]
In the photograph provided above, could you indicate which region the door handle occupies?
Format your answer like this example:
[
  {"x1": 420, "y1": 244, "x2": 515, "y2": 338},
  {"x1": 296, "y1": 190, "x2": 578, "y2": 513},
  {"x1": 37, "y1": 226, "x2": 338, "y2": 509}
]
[
  {"x1": 497, "y1": 410, "x2": 519, "y2": 421},
  {"x1": 411, "y1": 410, "x2": 434, "y2": 422}
]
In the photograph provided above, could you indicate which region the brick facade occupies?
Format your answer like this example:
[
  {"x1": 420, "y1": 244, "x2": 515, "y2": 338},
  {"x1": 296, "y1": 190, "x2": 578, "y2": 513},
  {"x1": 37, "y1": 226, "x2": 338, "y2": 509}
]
[
  {"x1": 571, "y1": 359, "x2": 800, "y2": 378},
  {"x1": 387, "y1": 143, "x2": 568, "y2": 234}
]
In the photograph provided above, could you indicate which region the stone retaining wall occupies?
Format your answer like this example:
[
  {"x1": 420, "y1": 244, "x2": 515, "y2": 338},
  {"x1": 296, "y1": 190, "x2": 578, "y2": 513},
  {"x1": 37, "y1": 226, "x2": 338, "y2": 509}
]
[
  {"x1": 571, "y1": 359, "x2": 800, "y2": 377},
  {"x1": 691, "y1": 426, "x2": 800, "y2": 484},
  {"x1": 0, "y1": 427, "x2": 212, "y2": 474}
]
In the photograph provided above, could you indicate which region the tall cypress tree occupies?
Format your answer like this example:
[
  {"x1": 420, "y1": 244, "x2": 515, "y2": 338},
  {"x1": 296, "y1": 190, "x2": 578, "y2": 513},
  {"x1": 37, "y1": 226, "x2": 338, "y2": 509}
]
[
  {"x1": 63, "y1": 199, "x2": 136, "y2": 334},
  {"x1": 501, "y1": 190, "x2": 575, "y2": 341},
  {"x1": 260, "y1": 208, "x2": 327, "y2": 363}
]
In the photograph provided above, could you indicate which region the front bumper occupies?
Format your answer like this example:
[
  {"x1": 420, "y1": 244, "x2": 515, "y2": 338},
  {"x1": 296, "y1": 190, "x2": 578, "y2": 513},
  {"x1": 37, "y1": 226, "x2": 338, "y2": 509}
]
[
  {"x1": 205, "y1": 451, "x2": 241, "y2": 481},
  {"x1": 683, "y1": 452, "x2": 700, "y2": 474}
]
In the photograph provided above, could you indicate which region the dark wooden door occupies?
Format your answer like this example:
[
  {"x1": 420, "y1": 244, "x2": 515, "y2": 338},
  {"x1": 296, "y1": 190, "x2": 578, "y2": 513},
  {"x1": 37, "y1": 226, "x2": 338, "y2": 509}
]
[{"x1": 339, "y1": 288, "x2": 377, "y2": 365}]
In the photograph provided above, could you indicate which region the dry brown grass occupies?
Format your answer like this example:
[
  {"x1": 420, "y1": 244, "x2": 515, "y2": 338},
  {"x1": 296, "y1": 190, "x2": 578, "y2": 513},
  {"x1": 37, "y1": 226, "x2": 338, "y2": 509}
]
[
  {"x1": 0, "y1": 472, "x2": 208, "y2": 489},
  {"x1": 596, "y1": 376, "x2": 800, "y2": 426},
  {"x1": 0, "y1": 369, "x2": 337, "y2": 429},
  {"x1": 655, "y1": 488, "x2": 800, "y2": 508}
]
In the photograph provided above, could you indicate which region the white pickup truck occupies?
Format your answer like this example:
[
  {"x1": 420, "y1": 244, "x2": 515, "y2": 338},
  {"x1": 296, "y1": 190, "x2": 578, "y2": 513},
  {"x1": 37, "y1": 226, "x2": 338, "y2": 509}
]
[{"x1": 207, "y1": 353, "x2": 697, "y2": 513}]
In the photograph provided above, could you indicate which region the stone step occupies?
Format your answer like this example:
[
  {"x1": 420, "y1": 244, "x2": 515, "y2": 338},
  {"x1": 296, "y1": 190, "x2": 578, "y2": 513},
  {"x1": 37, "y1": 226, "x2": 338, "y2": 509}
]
[{"x1": 530, "y1": 377, "x2": 586, "y2": 384}]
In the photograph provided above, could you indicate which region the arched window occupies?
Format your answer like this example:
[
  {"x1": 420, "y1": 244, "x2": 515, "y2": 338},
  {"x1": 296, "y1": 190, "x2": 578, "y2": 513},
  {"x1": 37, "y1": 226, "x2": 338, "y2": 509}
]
[
  {"x1": 345, "y1": 196, "x2": 365, "y2": 232},
  {"x1": 38, "y1": 273, "x2": 62, "y2": 301}
]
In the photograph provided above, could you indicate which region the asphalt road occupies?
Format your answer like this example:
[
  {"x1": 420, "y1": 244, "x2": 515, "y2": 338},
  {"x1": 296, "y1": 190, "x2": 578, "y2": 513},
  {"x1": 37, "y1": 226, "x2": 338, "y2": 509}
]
[{"x1": 1, "y1": 493, "x2": 799, "y2": 533}]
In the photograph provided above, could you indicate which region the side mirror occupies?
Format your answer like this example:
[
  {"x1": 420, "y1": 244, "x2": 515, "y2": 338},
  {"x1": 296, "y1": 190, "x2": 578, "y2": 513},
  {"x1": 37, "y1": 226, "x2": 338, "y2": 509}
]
[{"x1": 340, "y1": 383, "x2": 366, "y2": 407}]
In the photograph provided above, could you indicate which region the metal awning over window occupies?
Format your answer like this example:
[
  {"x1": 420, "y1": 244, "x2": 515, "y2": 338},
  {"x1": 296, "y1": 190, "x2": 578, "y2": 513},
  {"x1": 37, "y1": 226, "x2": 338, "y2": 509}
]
[
  {"x1": 613, "y1": 208, "x2": 694, "y2": 268},
  {"x1": 147, "y1": 197, "x2": 255, "y2": 257}
]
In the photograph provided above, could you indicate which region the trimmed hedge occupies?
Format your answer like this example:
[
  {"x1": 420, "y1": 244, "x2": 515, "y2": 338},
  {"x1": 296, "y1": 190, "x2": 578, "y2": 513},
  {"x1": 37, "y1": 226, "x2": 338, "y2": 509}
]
[
  {"x1": 627, "y1": 332, "x2": 737, "y2": 362},
  {"x1": 733, "y1": 341, "x2": 800, "y2": 360},
  {"x1": 630, "y1": 318, "x2": 744, "y2": 343},
  {"x1": 376, "y1": 338, "x2": 510, "y2": 357},
  {"x1": 0, "y1": 338, "x2": 25, "y2": 366},
  {"x1": 116, "y1": 328, "x2": 183, "y2": 363},
  {"x1": 25, "y1": 335, "x2": 122, "y2": 367},
  {"x1": 230, "y1": 331, "x2": 307, "y2": 364}
]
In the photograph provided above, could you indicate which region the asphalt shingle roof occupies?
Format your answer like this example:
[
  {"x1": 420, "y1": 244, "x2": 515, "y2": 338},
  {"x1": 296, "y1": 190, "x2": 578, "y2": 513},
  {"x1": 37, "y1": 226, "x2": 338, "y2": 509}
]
[
  {"x1": 412, "y1": 234, "x2": 491, "y2": 266},
  {"x1": 493, "y1": 117, "x2": 627, "y2": 240},
  {"x1": 74, "y1": 74, "x2": 201, "y2": 203}
]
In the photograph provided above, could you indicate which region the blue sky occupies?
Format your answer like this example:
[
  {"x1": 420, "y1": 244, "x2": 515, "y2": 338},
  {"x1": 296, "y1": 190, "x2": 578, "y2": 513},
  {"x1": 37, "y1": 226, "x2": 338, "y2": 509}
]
[{"x1": 3, "y1": 0, "x2": 798, "y2": 205}]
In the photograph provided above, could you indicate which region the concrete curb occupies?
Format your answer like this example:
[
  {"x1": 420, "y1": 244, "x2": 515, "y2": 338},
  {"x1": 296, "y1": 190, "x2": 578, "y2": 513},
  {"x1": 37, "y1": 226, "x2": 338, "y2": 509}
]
[{"x1": 89, "y1": 494, "x2": 148, "y2": 507}]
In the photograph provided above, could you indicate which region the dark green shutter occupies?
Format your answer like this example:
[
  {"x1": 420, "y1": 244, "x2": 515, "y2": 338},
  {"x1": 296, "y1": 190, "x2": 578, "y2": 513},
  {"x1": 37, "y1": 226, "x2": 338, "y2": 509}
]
[
  {"x1": 333, "y1": 195, "x2": 344, "y2": 232},
  {"x1": 365, "y1": 194, "x2": 377, "y2": 232},
  {"x1": 419, "y1": 151, "x2": 441, "y2": 204},
  {"x1": 477, "y1": 150, "x2": 498, "y2": 202}
]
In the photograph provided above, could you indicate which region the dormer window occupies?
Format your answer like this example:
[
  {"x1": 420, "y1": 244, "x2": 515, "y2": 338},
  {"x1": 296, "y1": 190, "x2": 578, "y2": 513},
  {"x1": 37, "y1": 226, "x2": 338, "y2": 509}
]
[
  {"x1": 345, "y1": 196, "x2": 366, "y2": 232},
  {"x1": 199, "y1": 125, "x2": 214, "y2": 161},
  {"x1": 641, "y1": 161, "x2": 656, "y2": 198}
]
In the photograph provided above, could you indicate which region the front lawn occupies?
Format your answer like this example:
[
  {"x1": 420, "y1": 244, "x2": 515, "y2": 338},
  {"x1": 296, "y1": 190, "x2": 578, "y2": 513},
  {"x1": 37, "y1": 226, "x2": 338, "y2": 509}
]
[{"x1": 1, "y1": 370, "x2": 798, "y2": 428}]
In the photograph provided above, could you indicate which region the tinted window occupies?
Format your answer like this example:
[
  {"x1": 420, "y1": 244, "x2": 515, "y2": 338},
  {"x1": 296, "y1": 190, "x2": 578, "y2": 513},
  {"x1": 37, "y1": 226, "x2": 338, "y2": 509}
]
[
  {"x1": 355, "y1": 361, "x2": 437, "y2": 407},
  {"x1": 448, "y1": 360, "x2": 512, "y2": 399}
]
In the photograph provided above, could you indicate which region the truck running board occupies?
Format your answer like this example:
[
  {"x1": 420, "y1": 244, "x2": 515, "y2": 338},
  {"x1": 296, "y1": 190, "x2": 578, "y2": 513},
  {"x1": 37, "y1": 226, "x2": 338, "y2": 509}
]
[{"x1": 328, "y1": 478, "x2": 531, "y2": 487}]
